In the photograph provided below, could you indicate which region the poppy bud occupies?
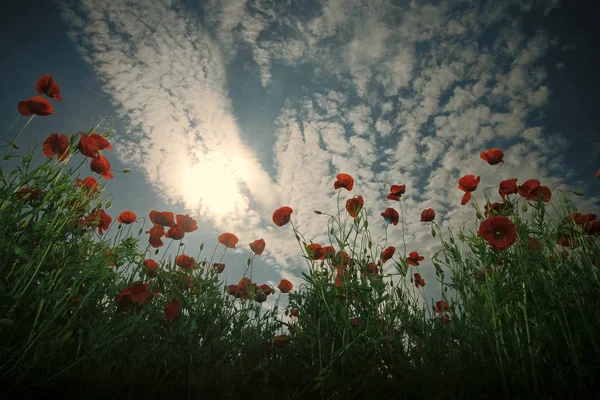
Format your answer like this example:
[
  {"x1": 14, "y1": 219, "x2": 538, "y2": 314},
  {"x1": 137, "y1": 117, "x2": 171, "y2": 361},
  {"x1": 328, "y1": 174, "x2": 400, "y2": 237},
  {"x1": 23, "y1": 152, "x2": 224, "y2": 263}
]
[
  {"x1": 364, "y1": 221, "x2": 368, "y2": 229},
  {"x1": 11, "y1": 142, "x2": 19, "y2": 149},
  {"x1": 572, "y1": 207, "x2": 578, "y2": 212},
  {"x1": 105, "y1": 201, "x2": 112, "y2": 209},
  {"x1": 179, "y1": 242, "x2": 185, "y2": 246},
  {"x1": 522, "y1": 203, "x2": 528, "y2": 213},
  {"x1": 123, "y1": 168, "x2": 131, "y2": 173},
  {"x1": 532, "y1": 210, "x2": 538, "y2": 219},
  {"x1": 571, "y1": 190, "x2": 584, "y2": 196},
  {"x1": 449, "y1": 236, "x2": 455, "y2": 245},
  {"x1": 102, "y1": 131, "x2": 110, "y2": 138},
  {"x1": 247, "y1": 258, "x2": 251, "y2": 266},
  {"x1": 314, "y1": 210, "x2": 322, "y2": 214},
  {"x1": 138, "y1": 228, "x2": 143, "y2": 235},
  {"x1": 200, "y1": 243, "x2": 204, "y2": 251},
  {"x1": 431, "y1": 227, "x2": 436, "y2": 237},
  {"x1": 155, "y1": 248, "x2": 159, "y2": 255},
  {"x1": 476, "y1": 211, "x2": 482, "y2": 220},
  {"x1": 330, "y1": 228, "x2": 334, "y2": 235}
]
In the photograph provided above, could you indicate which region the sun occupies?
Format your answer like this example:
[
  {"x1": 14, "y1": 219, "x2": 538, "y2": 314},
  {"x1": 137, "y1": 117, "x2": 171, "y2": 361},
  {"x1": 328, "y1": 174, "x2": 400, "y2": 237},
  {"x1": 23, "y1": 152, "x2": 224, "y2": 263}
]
[{"x1": 178, "y1": 150, "x2": 242, "y2": 218}]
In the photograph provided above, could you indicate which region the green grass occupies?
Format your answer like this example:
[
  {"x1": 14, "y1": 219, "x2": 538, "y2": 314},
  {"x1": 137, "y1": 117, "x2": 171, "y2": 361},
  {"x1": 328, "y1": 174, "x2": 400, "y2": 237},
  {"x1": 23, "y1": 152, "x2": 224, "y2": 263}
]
[{"x1": 1, "y1": 99, "x2": 600, "y2": 399}]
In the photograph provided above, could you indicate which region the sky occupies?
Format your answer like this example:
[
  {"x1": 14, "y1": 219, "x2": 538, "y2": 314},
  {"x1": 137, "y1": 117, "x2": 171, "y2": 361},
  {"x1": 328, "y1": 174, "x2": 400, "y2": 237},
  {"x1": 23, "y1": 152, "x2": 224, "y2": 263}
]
[{"x1": 2, "y1": 0, "x2": 600, "y2": 314}]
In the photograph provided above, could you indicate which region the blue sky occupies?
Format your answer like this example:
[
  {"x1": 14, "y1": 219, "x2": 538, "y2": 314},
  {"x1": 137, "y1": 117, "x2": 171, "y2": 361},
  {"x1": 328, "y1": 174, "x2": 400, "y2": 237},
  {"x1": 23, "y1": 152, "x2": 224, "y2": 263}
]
[{"x1": 2, "y1": 0, "x2": 600, "y2": 313}]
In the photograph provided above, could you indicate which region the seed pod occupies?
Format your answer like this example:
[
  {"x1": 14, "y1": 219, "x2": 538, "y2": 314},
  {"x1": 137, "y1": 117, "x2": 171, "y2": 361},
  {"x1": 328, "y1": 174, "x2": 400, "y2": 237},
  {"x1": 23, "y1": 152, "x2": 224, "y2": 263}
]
[
  {"x1": 123, "y1": 168, "x2": 131, "y2": 173},
  {"x1": 314, "y1": 210, "x2": 322, "y2": 214}
]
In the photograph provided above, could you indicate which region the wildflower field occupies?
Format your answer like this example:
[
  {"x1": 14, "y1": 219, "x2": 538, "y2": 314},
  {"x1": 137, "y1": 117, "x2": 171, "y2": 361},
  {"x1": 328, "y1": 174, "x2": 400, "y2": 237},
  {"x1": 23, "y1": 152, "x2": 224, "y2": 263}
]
[{"x1": 1, "y1": 75, "x2": 600, "y2": 399}]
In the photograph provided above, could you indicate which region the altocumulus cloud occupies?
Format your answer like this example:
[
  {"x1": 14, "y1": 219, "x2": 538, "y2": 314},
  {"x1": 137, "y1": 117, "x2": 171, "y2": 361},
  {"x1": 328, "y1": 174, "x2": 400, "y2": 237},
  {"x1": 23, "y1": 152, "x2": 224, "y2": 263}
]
[{"x1": 59, "y1": 0, "x2": 599, "y2": 306}]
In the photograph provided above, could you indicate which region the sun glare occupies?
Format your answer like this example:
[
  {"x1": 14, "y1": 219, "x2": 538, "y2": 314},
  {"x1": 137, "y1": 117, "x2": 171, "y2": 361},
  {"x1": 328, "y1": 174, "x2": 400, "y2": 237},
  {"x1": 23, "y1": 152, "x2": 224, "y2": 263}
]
[{"x1": 179, "y1": 151, "x2": 241, "y2": 218}]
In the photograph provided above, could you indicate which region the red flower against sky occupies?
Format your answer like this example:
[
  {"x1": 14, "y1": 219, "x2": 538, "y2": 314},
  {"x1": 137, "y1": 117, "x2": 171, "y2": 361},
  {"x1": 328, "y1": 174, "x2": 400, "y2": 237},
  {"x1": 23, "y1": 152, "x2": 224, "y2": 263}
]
[
  {"x1": 165, "y1": 224, "x2": 185, "y2": 240},
  {"x1": 387, "y1": 184, "x2": 406, "y2": 201},
  {"x1": 76, "y1": 176, "x2": 99, "y2": 198},
  {"x1": 149, "y1": 210, "x2": 176, "y2": 227},
  {"x1": 517, "y1": 179, "x2": 552, "y2": 203},
  {"x1": 306, "y1": 243, "x2": 326, "y2": 260},
  {"x1": 480, "y1": 148, "x2": 504, "y2": 165},
  {"x1": 213, "y1": 263, "x2": 225, "y2": 273},
  {"x1": 249, "y1": 238, "x2": 265, "y2": 255},
  {"x1": 334, "y1": 173, "x2": 354, "y2": 191},
  {"x1": 420, "y1": 208, "x2": 435, "y2": 222},
  {"x1": 365, "y1": 262, "x2": 378, "y2": 276},
  {"x1": 458, "y1": 174, "x2": 480, "y2": 205},
  {"x1": 407, "y1": 251, "x2": 425, "y2": 266},
  {"x1": 499, "y1": 178, "x2": 518, "y2": 199},
  {"x1": 346, "y1": 195, "x2": 364, "y2": 218},
  {"x1": 42, "y1": 133, "x2": 70, "y2": 162},
  {"x1": 36, "y1": 74, "x2": 63, "y2": 101},
  {"x1": 118, "y1": 211, "x2": 137, "y2": 224},
  {"x1": 17, "y1": 96, "x2": 54, "y2": 116},
  {"x1": 218, "y1": 233, "x2": 238, "y2": 249},
  {"x1": 381, "y1": 208, "x2": 399, "y2": 225},
  {"x1": 175, "y1": 254, "x2": 196, "y2": 270},
  {"x1": 277, "y1": 279, "x2": 293, "y2": 293},
  {"x1": 90, "y1": 156, "x2": 114, "y2": 179},
  {"x1": 381, "y1": 246, "x2": 395, "y2": 263},
  {"x1": 477, "y1": 215, "x2": 518, "y2": 251},
  {"x1": 176, "y1": 214, "x2": 198, "y2": 232},
  {"x1": 144, "y1": 259, "x2": 159, "y2": 278},
  {"x1": 414, "y1": 273, "x2": 425, "y2": 288},
  {"x1": 273, "y1": 206, "x2": 293, "y2": 226},
  {"x1": 146, "y1": 224, "x2": 165, "y2": 248},
  {"x1": 85, "y1": 209, "x2": 112, "y2": 236}
]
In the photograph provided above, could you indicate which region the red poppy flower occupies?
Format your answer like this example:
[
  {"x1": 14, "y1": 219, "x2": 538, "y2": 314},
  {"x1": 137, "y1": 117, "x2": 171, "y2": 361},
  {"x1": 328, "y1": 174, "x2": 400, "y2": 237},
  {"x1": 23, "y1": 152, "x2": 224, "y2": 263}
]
[
  {"x1": 290, "y1": 309, "x2": 299, "y2": 317},
  {"x1": 434, "y1": 300, "x2": 449, "y2": 314},
  {"x1": 323, "y1": 246, "x2": 336, "y2": 258},
  {"x1": 42, "y1": 133, "x2": 70, "y2": 162},
  {"x1": 78, "y1": 133, "x2": 99, "y2": 159},
  {"x1": 440, "y1": 314, "x2": 451, "y2": 326},
  {"x1": 381, "y1": 246, "x2": 395, "y2": 263},
  {"x1": 213, "y1": 263, "x2": 225, "y2": 273},
  {"x1": 165, "y1": 298, "x2": 181, "y2": 322},
  {"x1": 149, "y1": 211, "x2": 176, "y2": 227},
  {"x1": 226, "y1": 285, "x2": 242, "y2": 298},
  {"x1": 249, "y1": 238, "x2": 266, "y2": 255},
  {"x1": 144, "y1": 259, "x2": 159, "y2": 278},
  {"x1": 146, "y1": 224, "x2": 165, "y2": 248},
  {"x1": 569, "y1": 212, "x2": 597, "y2": 231},
  {"x1": 17, "y1": 96, "x2": 54, "y2": 116},
  {"x1": 407, "y1": 251, "x2": 425, "y2": 266},
  {"x1": 36, "y1": 74, "x2": 63, "y2": 101},
  {"x1": 85, "y1": 209, "x2": 112, "y2": 236},
  {"x1": 165, "y1": 225, "x2": 185, "y2": 240},
  {"x1": 273, "y1": 206, "x2": 293, "y2": 227},
  {"x1": 90, "y1": 133, "x2": 112, "y2": 150},
  {"x1": 381, "y1": 208, "x2": 399, "y2": 226},
  {"x1": 346, "y1": 195, "x2": 364, "y2": 218},
  {"x1": 115, "y1": 282, "x2": 153, "y2": 311},
  {"x1": 17, "y1": 187, "x2": 45, "y2": 202},
  {"x1": 331, "y1": 251, "x2": 350, "y2": 269},
  {"x1": 517, "y1": 179, "x2": 551, "y2": 203},
  {"x1": 477, "y1": 215, "x2": 518, "y2": 251},
  {"x1": 118, "y1": 211, "x2": 137, "y2": 224},
  {"x1": 420, "y1": 208, "x2": 435, "y2": 222},
  {"x1": 90, "y1": 156, "x2": 114, "y2": 179},
  {"x1": 528, "y1": 237, "x2": 542, "y2": 252},
  {"x1": 414, "y1": 273, "x2": 425, "y2": 288},
  {"x1": 387, "y1": 185, "x2": 406, "y2": 201},
  {"x1": 175, "y1": 254, "x2": 195, "y2": 270},
  {"x1": 458, "y1": 175, "x2": 480, "y2": 205},
  {"x1": 334, "y1": 173, "x2": 354, "y2": 191},
  {"x1": 175, "y1": 214, "x2": 198, "y2": 232},
  {"x1": 365, "y1": 262, "x2": 378, "y2": 275},
  {"x1": 277, "y1": 279, "x2": 293, "y2": 293},
  {"x1": 76, "y1": 176, "x2": 99, "y2": 198},
  {"x1": 499, "y1": 178, "x2": 518, "y2": 200},
  {"x1": 480, "y1": 148, "x2": 504, "y2": 165},
  {"x1": 306, "y1": 243, "x2": 326, "y2": 260},
  {"x1": 259, "y1": 284, "x2": 274, "y2": 295},
  {"x1": 218, "y1": 233, "x2": 238, "y2": 249}
]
